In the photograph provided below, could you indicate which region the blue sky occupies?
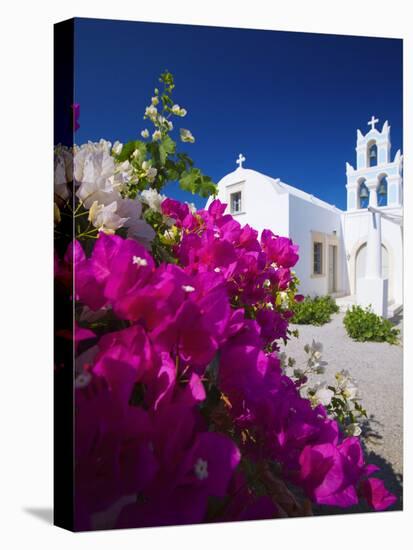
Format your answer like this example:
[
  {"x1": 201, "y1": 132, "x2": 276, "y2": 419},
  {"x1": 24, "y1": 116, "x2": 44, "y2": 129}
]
[{"x1": 74, "y1": 18, "x2": 402, "y2": 210}]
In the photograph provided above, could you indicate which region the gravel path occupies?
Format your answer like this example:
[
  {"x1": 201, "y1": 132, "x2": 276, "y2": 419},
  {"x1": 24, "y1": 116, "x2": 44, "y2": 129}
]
[{"x1": 282, "y1": 311, "x2": 403, "y2": 510}]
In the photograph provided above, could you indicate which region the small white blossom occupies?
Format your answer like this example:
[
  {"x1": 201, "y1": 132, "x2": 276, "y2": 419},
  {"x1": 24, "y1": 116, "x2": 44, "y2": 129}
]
[
  {"x1": 180, "y1": 128, "x2": 195, "y2": 143},
  {"x1": 145, "y1": 105, "x2": 158, "y2": 120},
  {"x1": 152, "y1": 130, "x2": 162, "y2": 141},
  {"x1": 88, "y1": 201, "x2": 128, "y2": 234},
  {"x1": 343, "y1": 382, "x2": 358, "y2": 400},
  {"x1": 141, "y1": 188, "x2": 166, "y2": 213},
  {"x1": 151, "y1": 96, "x2": 159, "y2": 106},
  {"x1": 346, "y1": 423, "x2": 362, "y2": 437},
  {"x1": 172, "y1": 104, "x2": 181, "y2": 115},
  {"x1": 112, "y1": 141, "x2": 123, "y2": 155},
  {"x1": 141, "y1": 129, "x2": 149, "y2": 138},
  {"x1": 182, "y1": 285, "x2": 195, "y2": 293},
  {"x1": 312, "y1": 382, "x2": 334, "y2": 407},
  {"x1": 132, "y1": 256, "x2": 148, "y2": 267}
]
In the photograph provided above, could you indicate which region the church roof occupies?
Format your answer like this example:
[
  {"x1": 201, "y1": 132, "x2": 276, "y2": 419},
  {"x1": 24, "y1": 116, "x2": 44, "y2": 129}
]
[
  {"x1": 277, "y1": 179, "x2": 343, "y2": 212},
  {"x1": 219, "y1": 167, "x2": 343, "y2": 213}
]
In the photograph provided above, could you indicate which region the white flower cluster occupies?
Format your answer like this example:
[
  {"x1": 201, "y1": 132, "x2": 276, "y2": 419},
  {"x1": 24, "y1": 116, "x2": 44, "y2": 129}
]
[
  {"x1": 141, "y1": 97, "x2": 192, "y2": 144},
  {"x1": 171, "y1": 104, "x2": 187, "y2": 117},
  {"x1": 334, "y1": 370, "x2": 359, "y2": 400},
  {"x1": 311, "y1": 382, "x2": 335, "y2": 407},
  {"x1": 140, "y1": 188, "x2": 166, "y2": 213},
  {"x1": 287, "y1": 341, "x2": 365, "y2": 435},
  {"x1": 74, "y1": 140, "x2": 155, "y2": 246}
]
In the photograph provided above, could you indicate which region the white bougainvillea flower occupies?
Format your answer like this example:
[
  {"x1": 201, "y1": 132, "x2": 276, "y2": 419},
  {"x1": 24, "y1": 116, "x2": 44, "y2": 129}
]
[
  {"x1": 346, "y1": 423, "x2": 362, "y2": 437},
  {"x1": 125, "y1": 218, "x2": 156, "y2": 249},
  {"x1": 117, "y1": 198, "x2": 156, "y2": 248},
  {"x1": 144, "y1": 105, "x2": 157, "y2": 120},
  {"x1": 75, "y1": 140, "x2": 122, "y2": 209},
  {"x1": 335, "y1": 369, "x2": 359, "y2": 400},
  {"x1": 180, "y1": 128, "x2": 195, "y2": 143},
  {"x1": 172, "y1": 104, "x2": 187, "y2": 117},
  {"x1": 312, "y1": 382, "x2": 334, "y2": 406},
  {"x1": 343, "y1": 380, "x2": 358, "y2": 400},
  {"x1": 113, "y1": 160, "x2": 133, "y2": 191},
  {"x1": 141, "y1": 161, "x2": 158, "y2": 183},
  {"x1": 88, "y1": 201, "x2": 129, "y2": 234},
  {"x1": 141, "y1": 188, "x2": 166, "y2": 213},
  {"x1": 112, "y1": 140, "x2": 123, "y2": 155}
]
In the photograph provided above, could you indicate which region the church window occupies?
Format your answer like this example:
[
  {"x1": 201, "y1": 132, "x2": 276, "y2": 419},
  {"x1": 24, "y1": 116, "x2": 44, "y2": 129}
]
[
  {"x1": 368, "y1": 142, "x2": 378, "y2": 167},
  {"x1": 313, "y1": 242, "x2": 323, "y2": 275},
  {"x1": 230, "y1": 191, "x2": 242, "y2": 214},
  {"x1": 378, "y1": 176, "x2": 388, "y2": 207},
  {"x1": 359, "y1": 181, "x2": 369, "y2": 209}
]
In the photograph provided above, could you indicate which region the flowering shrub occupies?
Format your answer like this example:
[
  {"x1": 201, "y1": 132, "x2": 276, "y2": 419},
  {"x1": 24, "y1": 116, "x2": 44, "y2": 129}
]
[
  {"x1": 287, "y1": 343, "x2": 367, "y2": 437},
  {"x1": 291, "y1": 295, "x2": 339, "y2": 326},
  {"x1": 54, "y1": 73, "x2": 396, "y2": 531},
  {"x1": 343, "y1": 305, "x2": 399, "y2": 344}
]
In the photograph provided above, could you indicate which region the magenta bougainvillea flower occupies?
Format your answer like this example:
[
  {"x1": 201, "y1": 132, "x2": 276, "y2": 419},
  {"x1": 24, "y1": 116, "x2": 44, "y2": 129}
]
[
  {"x1": 53, "y1": 197, "x2": 397, "y2": 529},
  {"x1": 72, "y1": 103, "x2": 80, "y2": 131}
]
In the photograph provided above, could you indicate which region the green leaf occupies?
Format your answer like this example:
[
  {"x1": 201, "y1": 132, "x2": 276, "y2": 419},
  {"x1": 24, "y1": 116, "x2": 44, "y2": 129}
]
[
  {"x1": 162, "y1": 135, "x2": 176, "y2": 154},
  {"x1": 116, "y1": 140, "x2": 146, "y2": 162}
]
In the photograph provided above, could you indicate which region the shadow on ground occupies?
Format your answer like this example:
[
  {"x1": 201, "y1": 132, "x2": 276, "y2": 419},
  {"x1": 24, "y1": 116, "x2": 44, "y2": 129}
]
[{"x1": 24, "y1": 507, "x2": 53, "y2": 524}]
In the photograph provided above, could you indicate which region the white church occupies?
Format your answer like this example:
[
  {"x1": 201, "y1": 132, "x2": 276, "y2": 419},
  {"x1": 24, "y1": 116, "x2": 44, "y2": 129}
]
[{"x1": 211, "y1": 117, "x2": 403, "y2": 318}]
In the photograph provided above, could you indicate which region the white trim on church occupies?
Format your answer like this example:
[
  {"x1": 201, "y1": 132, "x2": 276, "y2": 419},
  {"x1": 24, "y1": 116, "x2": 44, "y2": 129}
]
[{"x1": 209, "y1": 118, "x2": 403, "y2": 318}]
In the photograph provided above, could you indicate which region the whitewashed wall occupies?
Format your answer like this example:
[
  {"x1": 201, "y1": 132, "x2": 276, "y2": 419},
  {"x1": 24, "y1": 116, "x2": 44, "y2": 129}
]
[
  {"x1": 343, "y1": 207, "x2": 403, "y2": 305},
  {"x1": 210, "y1": 168, "x2": 290, "y2": 238},
  {"x1": 288, "y1": 194, "x2": 345, "y2": 296}
]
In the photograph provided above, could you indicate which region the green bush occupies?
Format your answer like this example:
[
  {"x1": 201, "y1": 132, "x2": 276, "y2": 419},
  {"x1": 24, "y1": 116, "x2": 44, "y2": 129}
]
[
  {"x1": 343, "y1": 305, "x2": 399, "y2": 344},
  {"x1": 291, "y1": 295, "x2": 339, "y2": 326}
]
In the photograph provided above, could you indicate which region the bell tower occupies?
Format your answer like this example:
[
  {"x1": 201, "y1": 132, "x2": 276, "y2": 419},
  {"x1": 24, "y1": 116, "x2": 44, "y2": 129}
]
[{"x1": 345, "y1": 117, "x2": 403, "y2": 211}]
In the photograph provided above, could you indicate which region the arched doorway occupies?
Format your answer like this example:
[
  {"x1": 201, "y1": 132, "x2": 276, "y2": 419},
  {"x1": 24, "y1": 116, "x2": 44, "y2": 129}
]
[{"x1": 355, "y1": 243, "x2": 391, "y2": 300}]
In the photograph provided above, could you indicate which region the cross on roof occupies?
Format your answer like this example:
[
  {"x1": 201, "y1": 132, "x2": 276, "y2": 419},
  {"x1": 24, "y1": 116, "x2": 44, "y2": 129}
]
[
  {"x1": 236, "y1": 153, "x2": 246, "y2": 169},
  {"x1": 368, "y1": 115, "x2": 379, "y2": 131}
]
